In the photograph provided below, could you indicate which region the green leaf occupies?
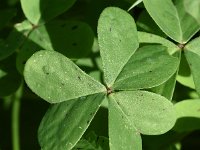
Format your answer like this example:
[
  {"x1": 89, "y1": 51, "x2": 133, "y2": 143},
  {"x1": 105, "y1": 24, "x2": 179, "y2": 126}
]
[
  {"x1": 128, "y1": 0, "x2": 143, "y2": 11},
  {"x1": 150, "y1": 72, "x2": 177, "y2": 101},
  {"x1": 173, "y1": 99, "x2": 200, "y2": 132},
  {"x1": 184, "y1": 0, "x2": 200, "y2": 24},
  {"x1": 109, "y1": 96, "x2": 142, "y2": 150},
  {"x1": 28, "y1": 20, "x2": 94, "y2": 58},
  {"x1": 138, "y1": 32, "x2": 179, "y2": 55},
  {"x1": 17, "y1": 20, "x2": 94, "y2": 73},
  {"x1": 109, "y1": 91, "x2": 176, "y2": 135},
  {"x1": 137, "y1": 11, "x2": 167, "y2": 37},
  {"x1": 0, "y1": 20, "x2": 32, "y2": 61},
  {"x1": 38, "y1": 93, "x2": 105, "y2": 150},
  {"x1": 20, "y1": 0, "x2": 76, "y2": 25},
  {"x1": 16, "y1": 39, "x2": 42, "y2": 74},
  {"x1": 150, "y1": 51, "x2": 181, "y2": 100},
  {"x1": 177, "y1": 52, "x2": 195, "y2": 89},
  {"x1": 98, "y1": 7, "x2": 139, "y2": 87},
  {"x1": 73, "y1": 132, "x2": 109, "y2": 150},
  {"x1": 113, "y1": 45, "x2": 179, "y2": 90},
  {"x1": 143, "y1": 0, "x2": 200, "y2": 43},
  {"x1": 184, "y1": 37, "x2": 200, "y2": 96},
  {"x1": 24, "y1": 50, "x2": 106, "y2": 103}
]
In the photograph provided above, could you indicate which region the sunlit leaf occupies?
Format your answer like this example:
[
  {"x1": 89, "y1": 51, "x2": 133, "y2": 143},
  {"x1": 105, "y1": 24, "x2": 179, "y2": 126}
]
[
  {"x1": 184, "y1": 37, "x2": 200, "y2": 96},
  {"x1": 24, "y1": 50, "x2": 106, "y2": 103},
  {"x1": 143, "y1": 0, "x2": 200, "y2": 43},
  {"x1": 98, "y1": 7, "x2": 139, "y2": 86},
  {"x1": 109, "y1": 91, "x2": 176, "y2": 135},
  {"x1": 138, "y1": 31, "x2": 179, "y2": 55},
  {"x1": 38, "y1": 93, "x2": 105, "y2": 150},
  {"x1": 184, "y1": 0, "x2": 200, "y2": 24},
  {"x1": 173, "y1": 99, "x2": 200, "y2": 132},
  {"x1": 113, "y1": 45, "x2": 179, "y2": 90},
  {"x1": 109, "y1": 96, "x2": 142, "y2": 150}
]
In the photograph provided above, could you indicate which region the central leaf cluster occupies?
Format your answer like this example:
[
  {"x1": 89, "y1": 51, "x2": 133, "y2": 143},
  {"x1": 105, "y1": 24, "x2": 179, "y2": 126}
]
[{"x1": 24, "y1": 7, "x2": 179, "y2": 150}]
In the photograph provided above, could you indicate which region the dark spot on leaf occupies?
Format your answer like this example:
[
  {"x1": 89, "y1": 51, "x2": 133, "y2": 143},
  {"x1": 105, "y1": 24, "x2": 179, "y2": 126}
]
[
  {"x1": 149, "y1": 70, "x2": 152, "y2": 73},
  {"x1": 163, "y1": 108, "x2": 166, "y2": 111},
  {"x1": 39, "y1": 37, "x2": 43, "y2": 41},
  {"x1": 119, "y1": 39, "x2": 121, "y2": 42},
  {"x1": 78, "y1": 76, "x2": 81, "y2": 80},
  {"x1": 71, "y1": 25, "x2": 78, "y2": 30},
  {"x1": 117, "y1": 101, "x2": 120, "y2": 105},
  {"x1": 87, "y1": 120, "x2": 90, "y2": 124},
  {"x1": 109, "y1": 27, "x2": 112, "y2": 32},
  {"x1": 61, "y1": 83, "x2": 65, "y2": 86},
  {"x1": 121, "y1": 115, "x2": 124, "y2": 119},
  {"x1": 72, "y1": 42, "x2": 77, "y2": 46},
  {"x1": 90, "y1": 112, "x2": 94, "y2": 116},
  {"x1": 42, "y1": 66, "x2": 50, "y2": 75}
]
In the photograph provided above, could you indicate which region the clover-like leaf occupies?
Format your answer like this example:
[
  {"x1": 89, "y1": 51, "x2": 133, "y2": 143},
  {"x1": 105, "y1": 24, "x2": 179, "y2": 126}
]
[
  {"x1": 137, "y1": 11, "x2": 167, "y2": 37},
  {"x1": 173, "y1": 99, "x2": 200, "y2": 132},
  {"x1": 109, "y1": 91, "x2": 176, "y2": 135},
  {"x1": 23, "y1": 6, "x2": 181, "y2": 150},
  {"x1": 38, "y1": 93, "x2": 105, "y2": 150},
  {"x1": 73, "y1": 132, "x2": 109, "y2": 150},
  {"x1": 150, "y1": 51, "x2": 180, "y2": 100},
  {"x1": 138, "y1": 31, "x2": 179, "y2": 54},
  {"x1": 98, "y1": 7, "x2": 139, "y2": 87},
  {"x1": 143, "y1": 0, "x2": 200, "y2": 43},
  {"x1": 17, "y1": 20, "x2": 94, "y2": 73},
  {"x1": 113, "y1": 45, "x2": 179, "y2": 90},
  {"x1": 20, "y1": 0, "x2": 76, "y2": 25},
  {"x1": 177, "y1": 52, "x2": 195, "y2": 89},
  {"x1": 0, "y1": 20, "x2": 32, "y2": 61},
  {"x1": 150, "y1": 72, "x2": 177, "y2": 101},
  {"x1": 24, "y1": 50, "x2": 106, "y2": 103},
  {"x1": 109, "y1": 97, "x2": 142, "y2": 150},
  {"x1": 184, "y1": 0, "x2": 200, "y2": 24},
  {"x1": 184, "y1": 36, "x2": 200, "y2": 96}
]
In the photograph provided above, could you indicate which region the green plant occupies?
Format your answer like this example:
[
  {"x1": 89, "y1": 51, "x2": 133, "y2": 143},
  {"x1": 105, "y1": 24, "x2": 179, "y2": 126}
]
[{"x1": 1, "y1": 0, "x2": 200, "y2": 150}]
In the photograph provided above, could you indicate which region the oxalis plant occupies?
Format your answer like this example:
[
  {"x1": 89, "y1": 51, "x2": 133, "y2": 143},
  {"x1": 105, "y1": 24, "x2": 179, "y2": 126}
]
[
  {"x1": 1, "y1": 0, "x2": 200, "y2": 149},
  {"x1": 24, "y1": 7, "x2": 180, "y2": 150}
]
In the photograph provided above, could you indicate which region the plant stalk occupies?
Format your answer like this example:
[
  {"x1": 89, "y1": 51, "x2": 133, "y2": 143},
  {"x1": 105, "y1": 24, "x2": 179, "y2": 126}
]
[{"x1": 12, "y1": 83, "x2": 23, "y2": 150}]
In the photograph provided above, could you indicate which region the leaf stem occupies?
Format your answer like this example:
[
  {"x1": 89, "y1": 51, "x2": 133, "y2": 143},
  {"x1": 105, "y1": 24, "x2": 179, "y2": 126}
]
[{"x1": 12, "y1": 83, "x2": 23, "y2": 150}]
